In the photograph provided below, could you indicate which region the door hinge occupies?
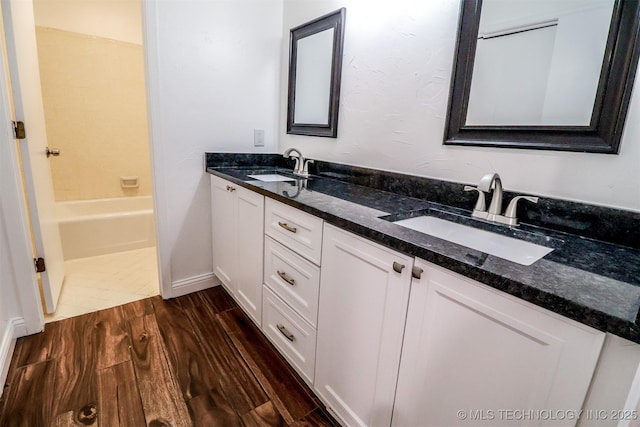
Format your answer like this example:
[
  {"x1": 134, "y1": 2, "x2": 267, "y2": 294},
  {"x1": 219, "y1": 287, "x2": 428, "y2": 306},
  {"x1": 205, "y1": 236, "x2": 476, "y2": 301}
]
[
  {"x1": 12, "y1": 121, "x2": 26, "y2": 139},
  {"x1": 34, "y1": 257, "x2": 46, "y2": 273}
]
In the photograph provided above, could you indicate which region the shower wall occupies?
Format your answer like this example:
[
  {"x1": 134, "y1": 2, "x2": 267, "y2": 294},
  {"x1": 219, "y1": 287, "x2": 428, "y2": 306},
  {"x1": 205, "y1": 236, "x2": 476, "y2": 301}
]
[{"x1": 35, "y1": 26, "x2": 151, "y2": 201}]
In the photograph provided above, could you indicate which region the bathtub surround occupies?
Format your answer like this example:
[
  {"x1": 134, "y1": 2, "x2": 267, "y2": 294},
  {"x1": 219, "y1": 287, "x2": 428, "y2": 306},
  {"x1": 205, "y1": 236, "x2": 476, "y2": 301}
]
[
  {"x1": 206, "y1": 152, "x2": 640, "y2": 343},
  {"x1": 36, "y1": 26, "x2": 151, "y2": 201}
]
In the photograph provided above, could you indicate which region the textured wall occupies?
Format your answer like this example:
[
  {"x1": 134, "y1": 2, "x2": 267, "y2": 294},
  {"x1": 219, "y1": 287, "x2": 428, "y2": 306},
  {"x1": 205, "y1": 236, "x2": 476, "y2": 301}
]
[
  {"x1": 145, "y1": 0, "x2": 282, "y2": 286},
  {"x1": 279, "y1": 0, "x2": 640, "y2": 212},
  {"x1": 0, "y1": 208, "x2": 21, "y2": 327},
  {"x1": 36, "y1": 27, "x2": 151, "y2": 201}
]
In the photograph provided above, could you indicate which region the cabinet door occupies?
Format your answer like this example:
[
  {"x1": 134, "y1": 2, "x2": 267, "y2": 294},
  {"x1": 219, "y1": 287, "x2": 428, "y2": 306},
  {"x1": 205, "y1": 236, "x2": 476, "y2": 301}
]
[
  {"x1": 235, "y1": 186, "x2": 264, "y2": 325},
  {"x1": 315, "y1": 224, "x2": 412, "y2": 427},
  {"x1": 211, "y1": 175, "x2": 237, "y2": 293},
  {"x1": 392, "y1": 259, "x2": 604, "y2": 427}
]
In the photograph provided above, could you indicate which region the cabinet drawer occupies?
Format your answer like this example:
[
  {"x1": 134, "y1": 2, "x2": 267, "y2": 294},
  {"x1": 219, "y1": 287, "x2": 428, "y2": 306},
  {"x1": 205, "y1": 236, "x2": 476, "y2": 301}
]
[
  {"x1": 262, "y1": 286, "x2": 317, "y2": 385},
  {"x1": 264, "y1": 198, "x2": 323, "y2": 265},
  {"x1": 264, "y1": 236, "x2": 320, "y2": 327}
]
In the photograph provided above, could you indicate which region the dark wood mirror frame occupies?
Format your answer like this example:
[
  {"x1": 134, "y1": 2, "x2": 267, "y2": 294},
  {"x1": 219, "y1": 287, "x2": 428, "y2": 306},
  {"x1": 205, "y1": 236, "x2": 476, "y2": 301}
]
[
  {"x1": 444, "y1": 0, "x2": 640, "y2": 154},
  {"x1": 287, "y1": 8, "x2": 346, "y2": 138}
]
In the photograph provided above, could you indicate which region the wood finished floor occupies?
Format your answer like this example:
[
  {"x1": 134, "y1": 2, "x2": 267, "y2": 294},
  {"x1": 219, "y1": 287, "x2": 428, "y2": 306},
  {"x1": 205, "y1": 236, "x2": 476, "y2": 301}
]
[{"x1": 0, "y1": 285, "x2": 338, "y2": 427}]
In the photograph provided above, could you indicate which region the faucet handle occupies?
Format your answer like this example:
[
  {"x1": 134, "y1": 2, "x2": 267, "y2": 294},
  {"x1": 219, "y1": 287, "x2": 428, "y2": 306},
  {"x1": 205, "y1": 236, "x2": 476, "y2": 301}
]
[
  {"x1": 288, "y1": 156, "x2": 301, "y2": 173},
  {"x1": 464, "y1": 185, "x2": 487, "y2": 218},
  {"x1": 301, "y1": 159, "x2": 314, "y2": 176},
  {"x1": 503, "y1": 195, "x2": 538, "y2": 225}
]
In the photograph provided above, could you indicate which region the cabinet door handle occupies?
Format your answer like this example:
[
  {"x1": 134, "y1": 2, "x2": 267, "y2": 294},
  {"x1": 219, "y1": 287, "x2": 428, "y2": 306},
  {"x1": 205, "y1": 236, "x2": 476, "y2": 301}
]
[
  {"x1": 412, "y1": 266, "x2": 423, "y2": 279},
  {"x1": 226, "y1": 185, "x2": 236, "y2": 192},
  {"x1": 393, "y1": 261, "x2": 405, "y2": 274},
  {"x1": 277, "y1": 270, "x2": 295, "y2": 285},
  {"x1": 276, "y1": 324, "x2": 295, "y2": 341},
  {"x1": 278, "y1": 222, "x2": 297, "y2": 233}
]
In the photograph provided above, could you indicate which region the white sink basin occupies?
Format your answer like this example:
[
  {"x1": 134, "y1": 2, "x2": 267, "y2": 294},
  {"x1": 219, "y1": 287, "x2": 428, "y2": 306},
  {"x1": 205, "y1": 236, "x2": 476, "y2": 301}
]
[
  {"x1": 393, "y1": 216, "x2": 553, "y2": 266},
  {"x1": 247, "y1": 174, "x2": 296, "y2": 182}
]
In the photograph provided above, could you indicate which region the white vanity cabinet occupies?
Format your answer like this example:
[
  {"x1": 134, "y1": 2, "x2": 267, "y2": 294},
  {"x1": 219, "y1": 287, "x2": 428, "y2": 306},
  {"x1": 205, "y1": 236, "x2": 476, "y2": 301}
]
[
  {"x1": 577, "y1": 333, "x2": 640, "y2": 427},
  {"x1": 314, "y1": 224, "x2": 413, "y2": 427},
  {"x1": 392, "y1": 258, "x2": 605, "y2": 427},
  {"x1": 208, "y1": 174, "x2": 611, "y2": 427},
  {"x1": 261, "y1": 198, "x2": 323, "y2": 385},
  {"x1": 210, "y1": 175, "x2": 264, "y2": 325}
]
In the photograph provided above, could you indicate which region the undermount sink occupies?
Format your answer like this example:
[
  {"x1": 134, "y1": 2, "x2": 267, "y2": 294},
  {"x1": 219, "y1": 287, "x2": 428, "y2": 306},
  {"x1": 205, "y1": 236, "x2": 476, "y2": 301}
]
[
  {"x1": 393, "y1": 215, "x2": 553, "y2": 266},
  {"x1": 247, "y1": 174, "x2": 296, "y2": 182}
]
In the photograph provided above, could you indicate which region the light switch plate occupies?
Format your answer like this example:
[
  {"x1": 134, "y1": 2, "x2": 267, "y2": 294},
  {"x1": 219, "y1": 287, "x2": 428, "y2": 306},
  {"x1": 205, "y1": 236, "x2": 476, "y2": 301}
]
[{"x1": 254, "y1": 129, "x2": 265, "y2": 147}]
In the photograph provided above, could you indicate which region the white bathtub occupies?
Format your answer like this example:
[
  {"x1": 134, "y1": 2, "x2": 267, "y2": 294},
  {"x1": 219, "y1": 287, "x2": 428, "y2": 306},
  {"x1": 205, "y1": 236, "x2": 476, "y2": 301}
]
[{"x1": 57, "y1": 196, "x2": 156, "y2": 260}]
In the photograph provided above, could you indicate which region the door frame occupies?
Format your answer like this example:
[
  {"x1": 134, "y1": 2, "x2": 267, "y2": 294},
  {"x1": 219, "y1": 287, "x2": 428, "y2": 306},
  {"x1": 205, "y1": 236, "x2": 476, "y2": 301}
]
[
  {"x1": 1, "y1": 0, "x2": 172, "y2": 336},
  {"x1": 142, "y1": 0, "x2": 172, "y2": 299}
]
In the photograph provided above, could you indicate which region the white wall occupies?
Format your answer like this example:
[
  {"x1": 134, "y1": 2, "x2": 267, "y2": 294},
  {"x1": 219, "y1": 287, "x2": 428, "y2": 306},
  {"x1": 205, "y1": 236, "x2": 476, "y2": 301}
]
[
  {"x1": 279, "y1": 0, "x2": 640, "y2": 212},
  {"x1": 467, "y1": 25, "x2": 557, "y2": 125},
  {"x1": 0, "y1": 131, "x2": 39, "y2": 393},
  {"x1": 0, "y1": 211, "x2": 22, "y2": 327},
  {"x1": 33, "y1": 0, "x2": 142, "y2": 44},
  {"x1": 145, "y1": 0, "x2": 282, "y2": 291},
  {"x1": 542, "y1": 5, "x2": 614, "y2": 125},
  {"x1": 0, "y1": 209, "x2": 18, "y2": 397},
  {"x1": 469, "y1": 0, "x2": 614, "y2": 126}
]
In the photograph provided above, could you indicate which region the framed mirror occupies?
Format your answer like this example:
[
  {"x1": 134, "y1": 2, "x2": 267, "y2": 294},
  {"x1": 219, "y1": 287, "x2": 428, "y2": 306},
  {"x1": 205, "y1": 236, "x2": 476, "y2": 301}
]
[
  {"x1": 444, "y1": 0, "x2": 640, "y2": 153},
  {"x1": 287, "y1": 8, "x2": 346, "y2": 138}
]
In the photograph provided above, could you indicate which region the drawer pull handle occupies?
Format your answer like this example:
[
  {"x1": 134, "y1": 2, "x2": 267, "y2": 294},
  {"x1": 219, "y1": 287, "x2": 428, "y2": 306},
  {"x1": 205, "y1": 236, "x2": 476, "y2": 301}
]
[
  {"x1": 277, "y1": 270, "x2": 296, "y2": 285},
  {"x1": 412, "y1": 266, "x2": 423, "y2": 279},
  {"x1": 393, "y1": 262, "x2": 405, "y2": 274},
  {"x1": 277, "y1": 324, "x2": 295, "y2": 341},
  {"x1": 278, "y1": 222, "x2": 297, "y2": 233},
  {"x1": 226, "y1": 185, "x2": 236, "y2": 192}
]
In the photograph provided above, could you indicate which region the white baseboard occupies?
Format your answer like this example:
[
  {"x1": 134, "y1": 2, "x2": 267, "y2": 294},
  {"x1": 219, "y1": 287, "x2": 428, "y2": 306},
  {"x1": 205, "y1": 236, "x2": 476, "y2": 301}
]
[
  {"x1": 12, "y1": 317, "x2": 27, "y2": 338},
  {"x1": 0, "y1": 317, "x2": 23, "y2": 398},
  {"x1": 171, "y1": 272, "x2": 218, "y2": 298}
]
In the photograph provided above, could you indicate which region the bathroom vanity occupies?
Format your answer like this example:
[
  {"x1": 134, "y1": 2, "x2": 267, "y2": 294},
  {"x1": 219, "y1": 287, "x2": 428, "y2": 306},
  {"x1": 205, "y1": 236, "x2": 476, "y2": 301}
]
[{"x1": 206, "y1": 152, "x2": 640, "y2": 427}]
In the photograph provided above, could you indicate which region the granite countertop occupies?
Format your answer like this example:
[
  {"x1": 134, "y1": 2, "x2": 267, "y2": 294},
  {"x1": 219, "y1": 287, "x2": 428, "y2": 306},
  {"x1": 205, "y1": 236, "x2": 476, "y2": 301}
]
[{"x1": 206, "y1": 159, "x2": 640, "y2": 343}]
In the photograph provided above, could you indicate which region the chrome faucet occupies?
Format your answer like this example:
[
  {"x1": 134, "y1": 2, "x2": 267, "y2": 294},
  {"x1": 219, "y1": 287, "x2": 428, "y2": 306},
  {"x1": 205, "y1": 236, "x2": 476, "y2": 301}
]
[
  {"x1": 465, "y1": 173, "x2": 538, "y2": 226},
  {"x1": 283, "y1": 148, "x2": 313, "y2": 178}
]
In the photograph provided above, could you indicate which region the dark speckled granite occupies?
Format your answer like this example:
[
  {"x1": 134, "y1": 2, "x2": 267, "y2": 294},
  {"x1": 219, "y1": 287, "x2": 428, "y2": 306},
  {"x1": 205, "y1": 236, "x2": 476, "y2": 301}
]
[
  {"x1": 205, "y1": 153, "x2": 640, "y2": 343},
  {"x1": 306, "y1": 160, "x2": 640, "y2": 249},
  {"x1": 205, "y1": 152, "x2": 296, "y2": 169}
]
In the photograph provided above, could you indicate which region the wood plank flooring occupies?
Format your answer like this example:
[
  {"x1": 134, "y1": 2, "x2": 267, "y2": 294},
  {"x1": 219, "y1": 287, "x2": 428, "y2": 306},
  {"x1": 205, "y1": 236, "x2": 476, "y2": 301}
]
[{"x1": 0, "y1": 285, "x2": 338, "y2": 426}]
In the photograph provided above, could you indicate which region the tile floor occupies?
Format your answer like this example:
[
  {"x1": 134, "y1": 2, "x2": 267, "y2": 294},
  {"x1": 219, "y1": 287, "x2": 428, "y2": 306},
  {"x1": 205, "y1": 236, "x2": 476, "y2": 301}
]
[{"x1": 44, "y1": 246, "x2": 160, "y2": 322}]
